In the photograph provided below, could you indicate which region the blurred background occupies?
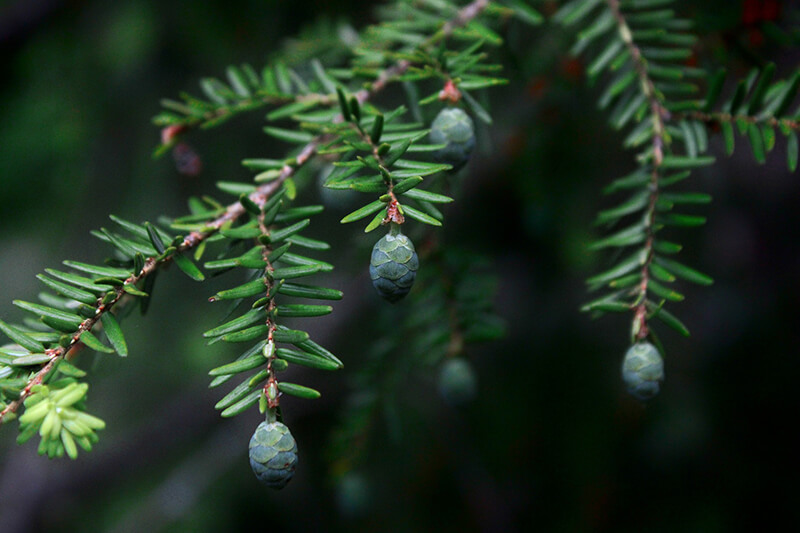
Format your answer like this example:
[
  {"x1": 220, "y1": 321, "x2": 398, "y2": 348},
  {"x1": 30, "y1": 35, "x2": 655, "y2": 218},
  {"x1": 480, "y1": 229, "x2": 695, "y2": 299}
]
[{"x1": 1, "y1": 0, "x2": 799, "y2": 531}]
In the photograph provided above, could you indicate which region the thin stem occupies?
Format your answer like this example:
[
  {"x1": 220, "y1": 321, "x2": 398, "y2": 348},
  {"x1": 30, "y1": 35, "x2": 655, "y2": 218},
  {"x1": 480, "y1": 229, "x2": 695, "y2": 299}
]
[
  {"x1": 438, "y1": 0, "x2": 490, "y2": 43},
  {"x1": 676, "y1": 109, "x2": 800, "y2": 132},
  {"x1": 346, "y1": 118, "x2": 405, "y2": 224},
  {"x1": 607, "y1": 0, "x2": 669, "y2": 341},
  {"x1": 256, "y1": 205, "x2": 279, "y2": 406}
]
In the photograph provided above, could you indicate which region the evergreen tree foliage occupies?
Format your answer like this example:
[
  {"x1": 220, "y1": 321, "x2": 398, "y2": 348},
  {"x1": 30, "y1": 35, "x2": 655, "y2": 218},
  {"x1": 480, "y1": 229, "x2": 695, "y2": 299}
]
[{"x1": 1, "y1": 0, "x2": 799, "y2": 526}]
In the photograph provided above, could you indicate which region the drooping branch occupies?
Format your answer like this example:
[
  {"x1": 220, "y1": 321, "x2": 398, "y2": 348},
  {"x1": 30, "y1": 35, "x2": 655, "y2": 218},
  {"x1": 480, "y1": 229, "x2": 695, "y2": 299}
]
[
  {"x1": 0, "y1": 0, "x2": 494, "y2": 425},
  {"x1": 161, "y1": 0, "x2": 492, "y2": 142},
  {"x1": 607, "y1": 0, "x2": 670, "y2": 341},
  {"x1": 0, "y1": 251, "x2": 173, "y2": 422}
]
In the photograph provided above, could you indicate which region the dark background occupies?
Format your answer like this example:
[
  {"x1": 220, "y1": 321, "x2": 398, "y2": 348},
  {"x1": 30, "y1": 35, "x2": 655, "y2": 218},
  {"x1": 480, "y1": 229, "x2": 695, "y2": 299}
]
[{"x1": 1, "y1": 1, "x2": 799, "y2": 531}]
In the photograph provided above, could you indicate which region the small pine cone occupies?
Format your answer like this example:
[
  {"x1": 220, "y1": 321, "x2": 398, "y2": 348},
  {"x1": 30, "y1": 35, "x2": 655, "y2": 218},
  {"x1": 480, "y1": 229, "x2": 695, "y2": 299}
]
[
  {"x1": 621, "y1": 342, "x2": 664, "y2": 400},
  {"x1": 429, "y1": 107, "x2": 475, "y2": 171},
  {"x1": 369, "y1": 229, "x2": 419, "y2": 303},
  {"x1": 437, "y1": 358, "x2": 477, "y2": 405},
  {"x1": 248, "y1": 421, "x2": 298, "y2": 489}
]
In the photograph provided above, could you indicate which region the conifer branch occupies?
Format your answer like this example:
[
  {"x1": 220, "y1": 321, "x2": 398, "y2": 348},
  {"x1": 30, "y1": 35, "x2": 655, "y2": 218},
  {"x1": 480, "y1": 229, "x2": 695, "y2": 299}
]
[
  {"x1": 0, "y1": 147, "x2": 307, "y2": 424},
  {"x1": 607, "y1": 0, "x2": 669, "y2": 340},
  {"x1": 677, "y1": 110, "x2": 800, "y2": 132},
  {"x1": 159, "y1": 91, "x2": 334, "y2": 135},
  {"x1": 158, "y1": 0, "x2": 492, "y2": 145},
  {"x1": 197, "y1": 0, "x2": 494, "y2": 228},
  {"x1": 2, "y1": 0, "x2": 495, "y2": 424},
  {"x1": 1, "y1": 0, "x2": 525, "y2": 474},
  {"x1": 0, "y1": 249, "x2": 177, "y2": 423},
  {"x1": 255, "y1": 197, "x2": 279, "y2": 411}
]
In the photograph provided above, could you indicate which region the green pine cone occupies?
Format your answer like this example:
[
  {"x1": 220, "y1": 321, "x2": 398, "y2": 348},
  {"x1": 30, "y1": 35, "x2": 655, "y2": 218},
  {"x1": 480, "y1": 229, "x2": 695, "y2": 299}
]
[
  {"x1": 248, "y1": 420, "x2": 298, "y2": 489},
  {"x1": 369, "y1": 229, "x2": 419, "y2": 303},
  {"x1": 429, "y1": 107, "x2": 475, "y2": 171},
  {"x1": 621, "y1": 342, "x2": 664, "y2": 400}
]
